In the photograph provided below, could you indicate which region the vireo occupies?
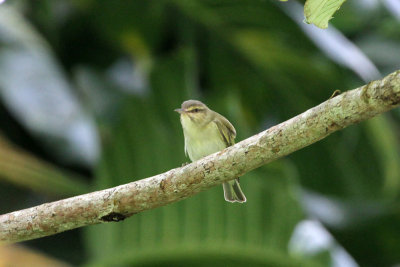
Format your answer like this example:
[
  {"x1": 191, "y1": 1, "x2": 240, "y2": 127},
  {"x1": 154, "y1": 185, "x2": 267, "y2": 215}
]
[{"x1": 175, "y1": 100, "x2": 246, "y2": 203}]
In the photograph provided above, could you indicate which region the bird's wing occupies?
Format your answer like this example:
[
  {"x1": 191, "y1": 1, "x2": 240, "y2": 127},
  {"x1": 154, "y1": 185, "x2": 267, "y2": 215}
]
[{"x1": 213, "y1": 114, "x2": 236, "y2": 147}]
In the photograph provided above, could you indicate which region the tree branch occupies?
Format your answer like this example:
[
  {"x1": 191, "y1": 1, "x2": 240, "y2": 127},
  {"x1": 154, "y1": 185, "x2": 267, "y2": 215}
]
[{"x1": 1, "y1": 70, "x2": 399, "y2": 244}]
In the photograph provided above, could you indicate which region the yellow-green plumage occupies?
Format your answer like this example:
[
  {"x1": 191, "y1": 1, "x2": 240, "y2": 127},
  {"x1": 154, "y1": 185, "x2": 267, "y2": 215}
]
[{"x1": 175, "y1": 100, "x2": 246, "y2": 203}]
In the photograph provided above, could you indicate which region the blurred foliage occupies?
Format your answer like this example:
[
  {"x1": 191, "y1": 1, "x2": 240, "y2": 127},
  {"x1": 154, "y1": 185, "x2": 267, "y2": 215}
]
[
  {"x1": 0, "y1": 133, "x2": 88, "y2": 197},
  {"x1": 0, "y1": 244, "x2": 70, "y2": 267},
  {"x1": 0, "y1": 0, "x2": 399, "y2": 267}
]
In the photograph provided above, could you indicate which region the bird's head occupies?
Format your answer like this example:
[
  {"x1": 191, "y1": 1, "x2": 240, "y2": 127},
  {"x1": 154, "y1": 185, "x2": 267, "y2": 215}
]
[{"x1": 175, "y1": 100, "x2": 212, "y2": 127}]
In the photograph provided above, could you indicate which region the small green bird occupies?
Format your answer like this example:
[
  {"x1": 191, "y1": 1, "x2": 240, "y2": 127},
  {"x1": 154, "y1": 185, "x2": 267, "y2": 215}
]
[{"x1": 175, "y1": 100, "x2": 246, "y2": 203}]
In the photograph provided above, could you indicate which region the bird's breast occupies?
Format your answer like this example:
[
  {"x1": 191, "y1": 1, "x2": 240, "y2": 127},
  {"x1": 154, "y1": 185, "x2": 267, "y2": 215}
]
[{"x1": 181, "y1": 117, "x2": 226, "y2": 161}]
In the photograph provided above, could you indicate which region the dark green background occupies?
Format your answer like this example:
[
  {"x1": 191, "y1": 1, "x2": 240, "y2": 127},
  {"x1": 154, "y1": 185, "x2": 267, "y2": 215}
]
[{"x1": 0, "y1": 0, "x2": 399, "y2": 266}]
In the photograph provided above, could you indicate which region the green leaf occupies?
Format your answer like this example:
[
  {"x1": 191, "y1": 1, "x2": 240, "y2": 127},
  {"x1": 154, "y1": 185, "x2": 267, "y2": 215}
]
[{"x1": 304, "y1": 0, "x2": 347, "y2": 29}]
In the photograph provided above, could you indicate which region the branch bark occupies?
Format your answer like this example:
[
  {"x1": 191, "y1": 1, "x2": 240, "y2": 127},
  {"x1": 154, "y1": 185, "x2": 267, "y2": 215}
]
[{"x1": 1, "y1": 70, "x2": 399, "y2": 244}]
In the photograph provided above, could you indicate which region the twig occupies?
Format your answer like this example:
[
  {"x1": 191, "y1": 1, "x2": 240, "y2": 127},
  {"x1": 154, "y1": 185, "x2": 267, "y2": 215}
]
[{"x1": 1, "y1": 70, "x2": 399, "y2": 244}]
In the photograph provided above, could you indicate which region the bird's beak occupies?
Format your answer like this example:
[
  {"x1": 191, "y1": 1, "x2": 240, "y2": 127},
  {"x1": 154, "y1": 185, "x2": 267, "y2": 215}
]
[{"x1": 174, "y1": 108, "x2": 184, "y2": 114}]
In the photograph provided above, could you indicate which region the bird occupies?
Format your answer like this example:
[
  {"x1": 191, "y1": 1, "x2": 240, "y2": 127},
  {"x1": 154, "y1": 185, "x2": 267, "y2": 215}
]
[{"x1": 175, "y1": 100, "x2": 246, "y2": 203}]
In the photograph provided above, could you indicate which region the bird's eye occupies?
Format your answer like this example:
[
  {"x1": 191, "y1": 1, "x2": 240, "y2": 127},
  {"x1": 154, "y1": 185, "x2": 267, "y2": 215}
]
[{"x1": 192, "y1": 108, "x2": 199, "y2": 113}]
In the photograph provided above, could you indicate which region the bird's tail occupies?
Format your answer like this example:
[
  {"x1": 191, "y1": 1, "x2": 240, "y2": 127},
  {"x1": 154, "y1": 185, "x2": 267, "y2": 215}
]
[{"x1": 223, "y1": 179, "x2": 246, "y2": 203}]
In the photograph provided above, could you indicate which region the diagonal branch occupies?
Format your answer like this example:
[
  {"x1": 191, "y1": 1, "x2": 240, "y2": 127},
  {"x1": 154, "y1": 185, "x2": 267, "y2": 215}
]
[{"x1": 1, "y1": 70, "x2": 399, "y2": 244}]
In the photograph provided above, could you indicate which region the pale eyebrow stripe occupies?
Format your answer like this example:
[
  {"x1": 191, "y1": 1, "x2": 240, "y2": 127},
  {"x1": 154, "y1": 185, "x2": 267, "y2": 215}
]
[{"x1": 186, "y1": 106, "x2": 205, "y2": 112}]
